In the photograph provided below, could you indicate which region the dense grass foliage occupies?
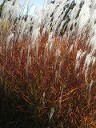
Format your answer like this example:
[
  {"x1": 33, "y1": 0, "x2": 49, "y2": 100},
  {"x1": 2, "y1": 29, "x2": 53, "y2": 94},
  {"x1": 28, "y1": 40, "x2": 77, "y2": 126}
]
[
  {"x1": 0, "y1": 34, "x2": 96, "y2": 128},
  {"x1": 0, "y1": 0, "x2": 96, "y2": 128}
]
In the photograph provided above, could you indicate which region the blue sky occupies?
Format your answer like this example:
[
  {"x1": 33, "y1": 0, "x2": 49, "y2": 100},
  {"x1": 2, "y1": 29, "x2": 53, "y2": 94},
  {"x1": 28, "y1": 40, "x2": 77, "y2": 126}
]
[
  {"x1": 0, "y1": 0, "x2": 44, "y2": 15},
  {"x1": 20, "y1": 0, "x2": 45, "y2": 15},
  {"x1": 0, "y1": 0, "x2": 44, "y2": 5}
]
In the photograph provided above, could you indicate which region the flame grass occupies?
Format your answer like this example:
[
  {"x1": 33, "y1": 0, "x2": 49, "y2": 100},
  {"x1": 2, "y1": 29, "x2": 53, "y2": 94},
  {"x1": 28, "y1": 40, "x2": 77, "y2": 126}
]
[{"x1": 0, "y1": 33, "x2": 96, "y2": 128}]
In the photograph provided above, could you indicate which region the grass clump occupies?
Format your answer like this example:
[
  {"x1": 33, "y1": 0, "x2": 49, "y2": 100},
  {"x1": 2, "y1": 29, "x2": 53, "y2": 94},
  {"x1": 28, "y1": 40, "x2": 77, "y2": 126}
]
[{"x1": 0, "y1": 34, "x2": 96, "y2": 128}]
